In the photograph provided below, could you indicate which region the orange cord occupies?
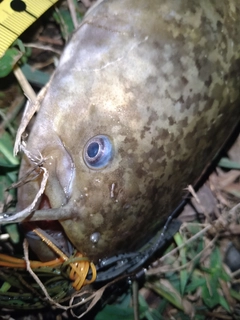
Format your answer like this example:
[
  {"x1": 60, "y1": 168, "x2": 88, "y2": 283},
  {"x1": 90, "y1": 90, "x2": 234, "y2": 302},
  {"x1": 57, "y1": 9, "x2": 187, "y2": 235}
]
[
  {"x1": 0, "y1": 253, "x2": 63, "y2": 268},
  {"x1": 66, "y1": 252, "x2": 97, "y2": 290},
  {"x1": 0, "y1": 229, "x2": 97, "y2": 291},
  {"x1": 33, "y1": 228, "x2": 97, "y2": 290}
]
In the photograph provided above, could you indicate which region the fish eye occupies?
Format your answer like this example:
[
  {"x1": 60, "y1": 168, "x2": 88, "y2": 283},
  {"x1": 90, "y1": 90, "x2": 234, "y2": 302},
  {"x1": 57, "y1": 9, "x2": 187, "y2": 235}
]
[{"x1": 83, "y1": 135, "x2": 113, "y2": 169}]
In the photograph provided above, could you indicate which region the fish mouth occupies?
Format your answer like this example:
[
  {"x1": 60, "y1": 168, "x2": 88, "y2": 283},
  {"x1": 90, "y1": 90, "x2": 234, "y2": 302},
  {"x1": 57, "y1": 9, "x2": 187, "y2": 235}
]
[
  {"x1": 19, "y1": 136, "x2": 76, "y2": 261},
  {"x1": 23, "y1": 193, "x2": 74, "y2": 261}
]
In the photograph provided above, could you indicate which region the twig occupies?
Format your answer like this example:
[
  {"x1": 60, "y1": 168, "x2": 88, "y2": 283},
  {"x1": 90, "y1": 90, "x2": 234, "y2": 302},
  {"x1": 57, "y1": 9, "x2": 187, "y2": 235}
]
[
  {"x1": 67, "y1": 0, "x2": 79, "y2": 29},
  {"x1": 70, "y1": 274, "x2": 130, "y2": 318},
  {"x1": 0, "y1": 156, "x2": 48, "y2": 223},
  {"x1": 23, "y1": 239, "x2": 68, "y2": 310},
  {"x1": 13, "y1": 65, "x2": 36, "y2": 103},
  {"x1": 132, "y1": 280, "x2": 140, "y2": 320},
  {"x1": 14, "y1": 79, "x2": 51, "y2": 155},
  {"x1": 148, "y1": 235, "x2": 218, "y2": 276},
  {"x1": 23, "y1": 43, "x2": 62, "y2": 55}
]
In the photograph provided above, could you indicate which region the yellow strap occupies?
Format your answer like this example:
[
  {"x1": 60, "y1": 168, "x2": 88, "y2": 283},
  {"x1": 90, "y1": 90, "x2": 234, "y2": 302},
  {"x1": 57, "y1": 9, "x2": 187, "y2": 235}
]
[{"x1": 0, "y1": 0, "x2": 59, "y2": 57}]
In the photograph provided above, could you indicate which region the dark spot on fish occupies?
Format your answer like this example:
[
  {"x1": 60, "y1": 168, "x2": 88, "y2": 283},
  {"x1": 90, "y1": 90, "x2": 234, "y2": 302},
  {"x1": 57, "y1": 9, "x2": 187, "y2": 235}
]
[
  {"x1": 147, "y1": 75, "x2": 158, "y2": 86},
  {"x1": 158, "y1": 128, "x2": 169, "y2": 140},
  {"x1": 140, "y1": 126, "x2": 151, "y2": 139},
  {"x1": 178, "y1": 117, "x2": 188, "y2": 128},
  {"x1": 89, "y1": 104, "x2": 97, "y2": 116},
  {"x1": 205, "y1": 75, "x2": 212, "y2": 87},
  {"x1": 184, "y1": 93, "x2": 202, "y2": 113},
  {"x1": 174, "y1": 33, "x2": 185, "y2": 43},
  {"x1": 147, "y1": 109, "x2": 159, "y2": 126},
  {"x1": 181, "y1": 76, "x2": 189, "y2": 86},
  {"x1": 153, "y1": 144, "x2": 165, "y2": 160},
  {"x1": 168, "y1": 116, "x2": 175, "y2": 126},
  {"x1": 217, "y1": 20, "x2": 223, "y2": 32},
  {"x1": 135, "y1": 165, "x2": 147, "y2": 179},
  {"x1": 195, "y1": 58, "x2": 201, "y2": 71},
  {"x1": 216, "y1": 8, "x2": 224, "y2": 19},
  {"x1": 123, "y1": 136, "x2": 138, "y2": 152},
  {"x1": 178, "y1": 95, "x2": 184, "y2": 104}
]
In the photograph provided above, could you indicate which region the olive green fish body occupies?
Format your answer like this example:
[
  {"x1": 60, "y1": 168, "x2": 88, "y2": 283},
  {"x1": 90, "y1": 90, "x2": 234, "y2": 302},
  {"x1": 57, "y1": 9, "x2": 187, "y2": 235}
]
[{"x1": 17, "y1": 0, "x2": 240, "y2": 261}]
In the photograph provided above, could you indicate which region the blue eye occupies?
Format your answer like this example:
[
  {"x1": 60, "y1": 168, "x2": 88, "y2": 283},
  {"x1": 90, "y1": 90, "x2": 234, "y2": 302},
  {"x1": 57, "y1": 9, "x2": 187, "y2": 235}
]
[{"x1": 83, "y1": 135, "x2": 113, "y2": 169}]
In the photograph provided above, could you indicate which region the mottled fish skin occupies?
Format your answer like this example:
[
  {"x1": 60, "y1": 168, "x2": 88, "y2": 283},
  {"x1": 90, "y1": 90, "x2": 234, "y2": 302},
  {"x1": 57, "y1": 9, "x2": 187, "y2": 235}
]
[{"x1": 18, "y1": 0, "x2": 240, "y2": 261}]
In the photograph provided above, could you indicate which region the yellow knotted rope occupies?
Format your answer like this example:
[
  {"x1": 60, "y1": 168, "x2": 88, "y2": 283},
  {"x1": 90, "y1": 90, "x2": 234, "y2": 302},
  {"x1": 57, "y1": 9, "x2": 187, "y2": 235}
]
[{"x1": 0, "y1": 229, "x2": 97, "y2": 291}]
